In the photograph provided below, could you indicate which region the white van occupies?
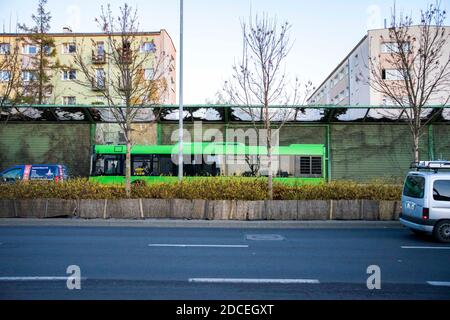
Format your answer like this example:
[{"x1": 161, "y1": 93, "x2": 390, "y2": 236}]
[{"x1": 400, "y1": 161, "x2": 450, "y2": 243}]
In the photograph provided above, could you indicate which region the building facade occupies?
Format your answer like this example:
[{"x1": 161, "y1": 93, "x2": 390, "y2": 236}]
[
  {"x1": 1, "y1": 28, "x2": 176, "y2": 145},
  {"x1": 0, "y1": 28, "x2": 176, "y2": 106},
  {"x1": 307, "y1": 26, "x2": 450, "y2": 113}
]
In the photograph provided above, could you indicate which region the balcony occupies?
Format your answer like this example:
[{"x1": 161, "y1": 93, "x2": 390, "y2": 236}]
[
  {"x1": 118, "y1": 48, "x2": 132, "y2": 64},
  {"x1": 92, "y1": 51, "x2": 106, "y2": 64}
]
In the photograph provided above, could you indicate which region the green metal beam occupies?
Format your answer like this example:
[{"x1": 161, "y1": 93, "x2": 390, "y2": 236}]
[
  {"x1": 428, "y1": 124, "x2": 435, "y2": 161},
  {"x1": 156, "y1": 122, "x2": 162, "y2": 145},
  {"x1": 3, "y1": 103, "x2": 450, "y2": 109},
  {"x1": 326, "y1": 124, "x2": 331, "y2": 182}
]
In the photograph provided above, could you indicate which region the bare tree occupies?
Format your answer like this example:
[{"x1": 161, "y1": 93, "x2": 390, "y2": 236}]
[
  {"x1": 223, "y1": 13, "x2": 305, "y2": 199},
  {"x1": 369, "y1": 2, "x2": 450, "y2": 162},
  {"x1": 71, "y1": 3, "x2": 173, "y2": 196}
]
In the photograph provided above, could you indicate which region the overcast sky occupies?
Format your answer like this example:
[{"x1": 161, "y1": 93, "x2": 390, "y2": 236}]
[{"x1": 0, "y1": 0, "x2": 446, "y2": 104}]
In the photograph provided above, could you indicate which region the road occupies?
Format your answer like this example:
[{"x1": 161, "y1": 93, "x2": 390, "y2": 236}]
[{"x1": 0, "y1": 220, "x2": 449, "y2": 299}]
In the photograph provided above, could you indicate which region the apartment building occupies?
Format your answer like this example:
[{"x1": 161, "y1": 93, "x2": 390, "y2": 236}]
[
  {"x1": 0, "y1": 28, "x2": 176, "y2": 106},
  {"x1": 307, "y1": 26, "x2": 450, "y2": 117}
]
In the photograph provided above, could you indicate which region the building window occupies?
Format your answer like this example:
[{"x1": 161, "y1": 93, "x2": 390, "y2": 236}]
[
  {"x1": 62, "y1": 96, "x2": 76, "y2": 105},
  {"x1": 382, "y1": 69, "x2": 404, "y2": 81},
  {"x1": 96, "y1": 42, "x2": 105, "y2": 55},
  {"x1": 140, "y1": 41, "x2": 156, "y2": 53},
  {"x1": 0, "y1": 70, "x2": 11, "y2": 81},
  {"x1": 23, "y1": 45, "x2": 37, "y2": 55},
  {"x1": 381, "y1": 42, "x2": 410, "y2": 54},
  {"x1": 22, "y1": 70, "x2": 38, "y2": 82},
  {"x1": 95, "y1": 69, "x2": 105, "y2": 88},
  {"x1": 144, "y1": 68, "x2": 154, "y2": 80},
  {"x1": 0, "y1": 43, "x2": 10, "y2": 54},
  {"x1": 43, "y1": 45, "x2": 52, "y2": 55},
  {"x1": 62, "y1": 69, "x2": 77, "y2": 80},
  {"x1": 62, "y1": 43, "x2": 76, "y2": 54}
]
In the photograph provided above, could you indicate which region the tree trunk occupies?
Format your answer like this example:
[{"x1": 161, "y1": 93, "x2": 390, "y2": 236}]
[
  {"x1": 413, "y1": 133, "x2": 420, "y2": 163},
  {"x1": 267, "y1": 122, "x2": 273, "y2": 200},
  {"x1": 125, "y1": 140, "x2": 131, "y2": 197},
  {"x1": 268, "y1": 144, "x2": 273, "y2": 200}
]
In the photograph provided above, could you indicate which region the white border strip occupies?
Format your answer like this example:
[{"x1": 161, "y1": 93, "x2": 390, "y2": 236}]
[
  {"x1": 188, "y1": 278, "x2": 320, "y2": 284},
  {"x1": 401, "y1": 246, "x2": 450, "y2": 250},
  {"x1": 427, "y1": 281, "x2": 450, "y2": 287},
  {"x1": 0, "y1": 277, "x2": 71, "y2": 281},
  {"x1": 148, "y1": 244, "x2": 248, "y2": 248}
]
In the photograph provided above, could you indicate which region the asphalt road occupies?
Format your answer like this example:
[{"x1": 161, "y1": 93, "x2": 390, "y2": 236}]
[{"x1": 0, "y1": 221, "x2": 449, "y2": 299}]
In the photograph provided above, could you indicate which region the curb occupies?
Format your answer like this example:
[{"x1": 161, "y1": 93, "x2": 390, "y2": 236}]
[{"x1": 0, "y1": 218, "x2": 403, "y2": 229}]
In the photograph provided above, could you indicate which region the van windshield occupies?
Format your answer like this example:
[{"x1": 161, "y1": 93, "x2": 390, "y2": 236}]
[{"x1": 403, "y1": 175, "x2": 425, "y2": 198}]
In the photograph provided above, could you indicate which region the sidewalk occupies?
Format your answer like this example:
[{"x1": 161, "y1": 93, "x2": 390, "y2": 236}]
[{"x1": 0, "y1": 218, "x2": 402, "y2": 229}]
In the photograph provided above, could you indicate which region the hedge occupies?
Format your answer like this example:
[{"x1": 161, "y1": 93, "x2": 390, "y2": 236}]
[{"x1": 0, "y1": 178, "x2": 402, "y2": 201}]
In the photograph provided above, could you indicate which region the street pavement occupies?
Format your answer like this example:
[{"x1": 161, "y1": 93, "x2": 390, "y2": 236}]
[{"x1": 0, "y1": 220, "x2": 449, "y2": 299}]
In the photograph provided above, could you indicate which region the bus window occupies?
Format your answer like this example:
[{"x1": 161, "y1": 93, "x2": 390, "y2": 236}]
[
  {"x1": 159, "y1": 155, "x2": 175, "y2": 175},
  {"x1": 277, "y1": 156, "x2": 294, "y2": 177},
  {"x1": 94, "y1": 154, "x2": 123, "y2": 176},
  {"x1": 132, "y1": 155, "x2": 160, "y2": 176}
]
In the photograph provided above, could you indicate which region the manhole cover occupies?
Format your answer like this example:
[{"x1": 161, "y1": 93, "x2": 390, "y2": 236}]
[{"x1": 245, "y1": 234, "x2": 285, "y2": 241}]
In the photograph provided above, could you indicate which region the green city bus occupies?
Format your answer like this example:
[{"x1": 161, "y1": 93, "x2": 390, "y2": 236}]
[{"x1": 89, "y1": 143, "x2": 326, "y2": 185}]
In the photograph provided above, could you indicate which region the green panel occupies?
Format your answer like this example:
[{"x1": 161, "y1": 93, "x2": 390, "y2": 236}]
[
  {"x1": 94, "y1": 143, "x2": 325, "y2": 156},
  {"x1": 0, "y1": 124, "x2": 91, "y2": 177},
  {"x1": 330, "y1": 124, "x2": 429, "y2": 182},
  {"x1": 279, "y1": 125, "x2": 326, "y2": 145},
  {"x1": 160, "y1": 123, "x2": 326, "y2": 147},
  {"x1": 89, "y1": 175, "x2": 324, "y2": 185},
  {"x1": 433, "y1": 124, "x2": 450, "y2": 160}
]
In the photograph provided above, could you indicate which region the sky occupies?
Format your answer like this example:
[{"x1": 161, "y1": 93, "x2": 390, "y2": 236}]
[{"x1": 0, "y1": 0, "x2": 447, "y2": 104}]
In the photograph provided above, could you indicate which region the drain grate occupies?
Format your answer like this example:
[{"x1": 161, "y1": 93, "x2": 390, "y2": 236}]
[{"x1": 245, "y1": 234, "x2": 285, "y2": 241}]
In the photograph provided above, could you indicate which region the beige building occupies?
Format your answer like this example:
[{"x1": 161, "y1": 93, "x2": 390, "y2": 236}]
[
  {"x1": 1, "y1": 28, "x2": 176, "y2": 145},
  {"x1": 307, "y1": 26, "x2": 450, "y2": 119},
  {"x1": 0, "y1": 28, "x2": 176, "y2": 105}
]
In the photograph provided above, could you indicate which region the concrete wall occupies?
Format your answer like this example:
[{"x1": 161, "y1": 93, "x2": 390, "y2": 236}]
[{"x1": 0, "y1": 198, "x2": 401, "y2": 221}]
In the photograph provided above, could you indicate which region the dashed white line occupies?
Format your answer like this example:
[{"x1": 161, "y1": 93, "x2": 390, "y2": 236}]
[
  {"x1": 188, "y1": 278, "x2": 320, "y2": 284},
  {"x1": 148, "y1": 244, "x2": 249, "y2": 248},
  {"x1": 427, "y1": 281, "x2": 450, "y2": 287},
  {"x1": 401, "y1": 246, "x2": 450, "y2": 250}
]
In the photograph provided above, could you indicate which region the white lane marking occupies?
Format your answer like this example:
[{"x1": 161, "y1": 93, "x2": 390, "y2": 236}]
[
  {"x1": 401, "y1": 246, "x2": 450, "y2": 250},
  {"x1": 0, "y1": 276, "x2": 87, "y2": 281},
  {"x1": 148, "y1": 244, "x2": 249, "y2": 248},
  {"x1": 188, "y1": 278, "x2": 320, "y2": 284},
  {"x1": 427, "y1": 281, "x2": 450, "y2": 287}
]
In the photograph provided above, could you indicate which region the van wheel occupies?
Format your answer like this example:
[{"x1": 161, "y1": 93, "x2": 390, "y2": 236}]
[{"x1": 433, "y1": 220, "x2": 450, "y2": 243}]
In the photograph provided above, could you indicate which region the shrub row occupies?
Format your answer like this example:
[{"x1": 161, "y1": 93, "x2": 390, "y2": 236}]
[{"x1": 0, "y1": 178, "x2": 402, "y2": 201}]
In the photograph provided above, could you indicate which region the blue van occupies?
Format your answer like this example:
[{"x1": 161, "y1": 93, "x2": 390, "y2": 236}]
[{"x1": 0, "y1": 164, "x2": 69, "y2": 183}]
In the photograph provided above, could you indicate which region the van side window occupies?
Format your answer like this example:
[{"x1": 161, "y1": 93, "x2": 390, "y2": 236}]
[
  {"x1": 403, "y1": 175, "x2": 425, "y2": 198},
  {"x1": 433, "y1": 180, "x2": 450, "y2": 202},
  {"x1": 30, "y1": 166, "x2": 57, "y2": 180}
]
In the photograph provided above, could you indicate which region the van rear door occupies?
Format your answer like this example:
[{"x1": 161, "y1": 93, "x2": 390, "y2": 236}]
[{"x1": 402, "y1": 174, "x2": 426, "y2": 219}]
